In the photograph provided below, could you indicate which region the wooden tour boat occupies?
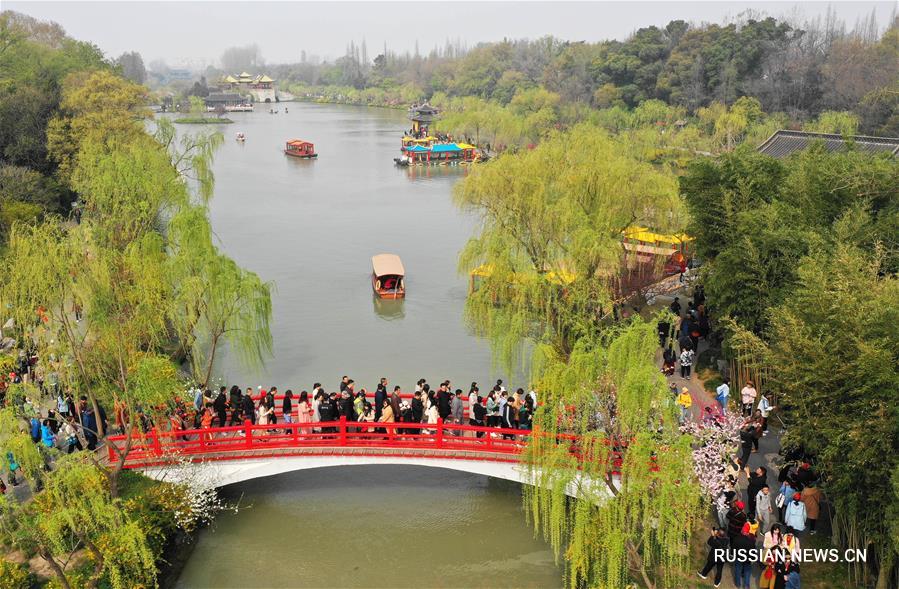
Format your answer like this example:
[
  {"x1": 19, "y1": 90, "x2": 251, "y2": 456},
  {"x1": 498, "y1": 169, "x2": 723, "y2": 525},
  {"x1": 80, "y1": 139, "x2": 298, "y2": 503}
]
[
  {"x1": 371, "y1": 254, "x2": 405, "y2": 299},
  {"x1": 284, "y1": 139, "x2": 317, "y2": 159}
]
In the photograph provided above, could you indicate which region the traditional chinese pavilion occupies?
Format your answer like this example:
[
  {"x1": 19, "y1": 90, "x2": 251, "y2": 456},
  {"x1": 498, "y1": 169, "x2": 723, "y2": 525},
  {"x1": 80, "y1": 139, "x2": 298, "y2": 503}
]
[{"x1": 408, "y1": 103, "x2": 439, "y2": 136}]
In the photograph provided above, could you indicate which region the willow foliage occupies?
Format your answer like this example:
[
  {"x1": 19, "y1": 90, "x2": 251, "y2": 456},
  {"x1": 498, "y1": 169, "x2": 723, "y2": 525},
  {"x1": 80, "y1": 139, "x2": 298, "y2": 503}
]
[
  {"x1": 523, "y1": 321, "x2": 702, "y2": 589},
  {"x1": 456, "y1": 123, "x2": 681, "y2": 368}
]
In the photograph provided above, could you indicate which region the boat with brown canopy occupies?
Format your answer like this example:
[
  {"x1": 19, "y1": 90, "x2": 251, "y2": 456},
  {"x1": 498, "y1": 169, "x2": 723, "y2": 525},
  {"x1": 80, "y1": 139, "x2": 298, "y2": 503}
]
[{"x1": 371, "y1": 254, "x2": 405, "y2": 299}]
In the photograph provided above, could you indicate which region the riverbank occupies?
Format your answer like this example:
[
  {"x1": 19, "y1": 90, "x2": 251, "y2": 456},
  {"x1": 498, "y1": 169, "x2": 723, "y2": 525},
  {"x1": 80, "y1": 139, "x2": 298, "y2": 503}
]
[{"x1": 174, "y1": 117, "x2": 234, "y2": 124}]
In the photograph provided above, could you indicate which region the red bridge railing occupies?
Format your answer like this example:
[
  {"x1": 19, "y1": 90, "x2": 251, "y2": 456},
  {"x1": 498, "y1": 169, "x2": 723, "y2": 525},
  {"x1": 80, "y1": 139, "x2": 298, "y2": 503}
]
[{"x1": 108, "y1": 417, "x2": 548, "y2": 469}]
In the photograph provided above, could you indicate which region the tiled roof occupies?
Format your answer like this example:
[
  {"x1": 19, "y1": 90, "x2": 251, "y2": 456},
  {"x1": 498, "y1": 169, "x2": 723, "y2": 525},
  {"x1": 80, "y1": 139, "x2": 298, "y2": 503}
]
[{"x1": 757, "y1": 130, "x2": 899, "y2": 159}]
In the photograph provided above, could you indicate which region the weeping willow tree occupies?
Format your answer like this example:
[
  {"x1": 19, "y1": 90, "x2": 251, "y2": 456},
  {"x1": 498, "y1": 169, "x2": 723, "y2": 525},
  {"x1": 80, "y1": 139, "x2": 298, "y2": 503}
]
[
  {"x1": 523, "y1": 321, "x2": 702, "y2": 589},
  {"x1": 1, "y1": 66, "x2": 272, "y2": 495},
  {"x1": 456, "y1": 123, "x2": 682, "y2": 368},
  {"x1": 167, "y1": 204, "x2": 273, "y2": 387},
  {"x1": 0, "y1": 436, "x2": 156, "y2": 589},
  {"x1": 456, "y1": 124, "x2": 700, "y2": 587}
]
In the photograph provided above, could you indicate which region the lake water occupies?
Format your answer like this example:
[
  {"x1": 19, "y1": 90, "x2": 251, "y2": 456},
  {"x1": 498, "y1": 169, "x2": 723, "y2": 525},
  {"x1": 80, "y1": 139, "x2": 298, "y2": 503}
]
[{"x1": 171, "y1": 104, "x2": 558, "y2": 588}]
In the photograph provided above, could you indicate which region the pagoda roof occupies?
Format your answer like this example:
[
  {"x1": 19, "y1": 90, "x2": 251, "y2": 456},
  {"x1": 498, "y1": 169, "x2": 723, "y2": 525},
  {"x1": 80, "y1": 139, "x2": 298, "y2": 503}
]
[
  {"x1": 238, "y1": 71, "x2": 252, "y2": 78},
  {"x1": 256, "y1": 74, "x2": 274, "y2": 83},
  {"x1": 223, "y1": 75, "x2": 237, "y2": 83}
]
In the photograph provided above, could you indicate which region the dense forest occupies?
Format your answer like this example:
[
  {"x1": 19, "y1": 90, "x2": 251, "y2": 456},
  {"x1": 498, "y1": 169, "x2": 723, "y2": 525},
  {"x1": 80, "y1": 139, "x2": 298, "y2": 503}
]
[{"x1": 261, "y1": 10, "x2": 899, "y2": 136}]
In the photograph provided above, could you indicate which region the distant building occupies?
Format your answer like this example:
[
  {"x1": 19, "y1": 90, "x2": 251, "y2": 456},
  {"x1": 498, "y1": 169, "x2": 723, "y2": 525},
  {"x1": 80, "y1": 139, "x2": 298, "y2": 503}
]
[
  {"x1": 203, "y1": 93, "x2": 254, "y2": 111},
  {"x1": 217, "y1": 72, "x2": 277, "y2": 103},
  {"x1": 757, "y1": 130, "x2": 899, "y2": 159}
]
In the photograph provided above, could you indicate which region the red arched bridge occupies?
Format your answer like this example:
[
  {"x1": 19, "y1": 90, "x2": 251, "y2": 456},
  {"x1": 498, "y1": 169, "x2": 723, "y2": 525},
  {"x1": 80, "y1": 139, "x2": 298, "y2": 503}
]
[{"x1": 107, "y1": 418, "x2": 622, "y2": 495}]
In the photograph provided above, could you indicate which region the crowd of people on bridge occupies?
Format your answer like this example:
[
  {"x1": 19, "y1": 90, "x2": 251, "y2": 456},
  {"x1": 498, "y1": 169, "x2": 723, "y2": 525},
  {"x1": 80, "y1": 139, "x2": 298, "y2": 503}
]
[{"x1": 177, "y1": 376, "x2": 538, "y2": 438}]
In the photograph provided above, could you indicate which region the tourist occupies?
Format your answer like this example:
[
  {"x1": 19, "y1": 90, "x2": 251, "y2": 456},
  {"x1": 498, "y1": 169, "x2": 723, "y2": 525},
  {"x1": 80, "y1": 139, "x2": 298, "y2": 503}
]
[
  {"x1": 726, "y1": 500, "x2": 748, "y2": 542},
  {"x1": 756, "y1": 485, "x2": 774, "y2": 533},
  {"x1": 657, "y1": 317, "x2": 671, "y2": 348},
  {"x1": 740, "y1": 381, "x2": 757, "y2": 417},
  {"x1": 777, "y1": 479, "x2": 798, "y2": 522},
  {"x1": 374, "y1": 381, "x2": 386, "y2": 422},
  {"x1": 62, "y1": 416, "x2": 82, "y2": 454},
  {"x1": 30, "y1": 414, "x2": 41, "y2": 443},
  {"x1": 746, "y1": 466, "x2": 767, "y2": 517},
  {"x1": 676, "y1": 387, "x2": 692, "y2": 424},
  {"x1": 737, "y1": 423, "x2": 755, "y2": 468},
  {"x1": 715, "y1": 378, "x2": 730, "y2": 415},
  {"x1": 390, "y1": 386, "x2": 402, "y2": 423},
  {"x1": 378, "y1": 398, "x2": 395, "y2": 429},
  {"x1": 411, "y1": 390, "x2": 424, "y2": 423},
  {"x1": 731, "y1": 526, "x2": 755, "y2": 589},
  {"x1": 679, "y1": 347, "x2": 694, "y2": 380},
  {"x1": 662, "y1": 344, "x2": 677, "y2": 375},
  {"x1": 213, "y1": 387, "x2": 228, "y2": 427},
  {"x1": 774, "y1": 552, "x2": 800, "y2": 589},
  {"x1": 79, "y1": 396, "x2": 101, "y2": 450},
  {"x1": 518, "y1": 396, "x2": 533, "y2": 430},
  {"x1": 500, "y1": 397, "x2": 514, "y2": 438},
  {"x1": 340, "y1": 375, "x2": 349, "y2": 393},
  {"x1": 266, "y1": 387, "x2": 278, "y2": 425},
  {"x1": 763, "y1": 523, "x2": 783, "y2": 554},
  {"x1": 471, "y1": 396, "x2": 487, "y2": 437},
  {"x1": 317, "y1": 391, "x2": 334, "y2": 432},
  {"x1": 200, "y1": 405, "x2": 214, "y2": 429},
  {"x1": 696, "y1": 527, "x2": 728, "y2": 587},
  {"x1": 451, "y1": 390, "x2": 464, "y2": 425},
  {"x1": 800, "y1": 482, "x2": 822, "y2": 535},
  {"x1": 784, "y1": 493, "x2": 807, "y2": 533},
  {"x1": 486, "y1": 391, "x2": 499, "y2": 427},
  {"x1": 40, "y1": 419, "x2": 56, "y2": 449},
  {"x1": 425, "y1": 395, "x2": 439, "y2": 431},
  {"x1": 358, "y1": 402, "x2": 375, "y2": 435},
  {"x1": 782, "y1": 528, "x2": 801, "y2": 554},
  {"x1": 257, "y1": 399, "x2": 272, "y2": 426},
  {"x1": 282, "y1": 390, "x2": 294, "y2": 432},
  {"x1": 670, "y1": 296, "x2": 681, "y2": 317},
  {"x1": 241, "y1": 391, "x2": 256, "y2": 425},
  {"x1": 757, "y1": 392, "x2": 775, "y2": 434},
  {"x1": 437, "y1": 383, "x2": 451, "y2": 420},
  {"x1": 295, "y1": 391, "x2": 312, "y2": 432}
]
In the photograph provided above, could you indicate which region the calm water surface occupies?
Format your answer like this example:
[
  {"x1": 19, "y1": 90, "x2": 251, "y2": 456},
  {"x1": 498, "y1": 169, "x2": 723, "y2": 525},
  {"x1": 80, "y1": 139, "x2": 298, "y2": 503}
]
[
  {"x1": 173, "y1": 105, "x2": 555, "y2": 588},
  {"x1": 199, "y1": 103, "x2": 522, "y2": 390},
  {"x1": 174, "y1": 466, "x2": 562, "y2": 589}
]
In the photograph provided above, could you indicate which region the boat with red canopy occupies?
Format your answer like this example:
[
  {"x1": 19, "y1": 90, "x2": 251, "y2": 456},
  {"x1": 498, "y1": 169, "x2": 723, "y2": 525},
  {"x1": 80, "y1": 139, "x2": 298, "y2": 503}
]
[
  {"x1": 371, "y1": 254, "x2": 405, "y2": 299},
  {"x1": 284, "y1": 139, "x2": 317, "y2": 159}
]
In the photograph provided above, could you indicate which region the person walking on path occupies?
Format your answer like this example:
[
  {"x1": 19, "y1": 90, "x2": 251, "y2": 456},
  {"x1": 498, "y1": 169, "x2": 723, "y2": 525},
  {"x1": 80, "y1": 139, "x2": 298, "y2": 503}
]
[
  {"x1": 758, "y1": 392, "x2": 775, "y2": 434},
  {"x1": 676, "y1": 387, "x2": 693, "y2": 424},
  {"x1": 756, "y1": 485, "x2": 774, "y2": 534},
  {"x1": 801, "y1": 482, "x2": 822, "y2": 534},
  {"x1": 715, "y1": 379, "x2": 730, "y2": 415},
  {"x1": 784, "y1": 492, "x2": 807, "y2": 533},
  {"x1": 731, "y1": 527, "x2": 756, "y2": 589},
  {"x1": 746, "y1": 466, "x2": 767, "y2": 517},
  {"x1": 697, "y1": 527, "x2": 729, "y2": 587},
  {"x1": 740, "y1": 381, "x2": 757, "y2": 417},
  {"x1": 679, "y1": 348, "x2": 694, "y2": 380}
]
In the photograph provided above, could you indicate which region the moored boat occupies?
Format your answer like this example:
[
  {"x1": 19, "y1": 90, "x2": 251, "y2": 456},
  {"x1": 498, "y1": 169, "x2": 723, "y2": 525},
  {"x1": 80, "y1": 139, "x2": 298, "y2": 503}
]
[
  {"x1": 284, "y1": 139, "x2": 317, "y2": 158},
  {"x1": 236, "y1": 132, "x2": 245, "y2": 142},
  {"x1": 371, "y1": 254, "x2": 405, "y2": 299}
]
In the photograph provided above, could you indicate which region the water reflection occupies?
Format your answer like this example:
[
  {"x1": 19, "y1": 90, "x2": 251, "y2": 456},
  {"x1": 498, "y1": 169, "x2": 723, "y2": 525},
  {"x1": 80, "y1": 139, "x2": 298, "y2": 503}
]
[
  {"x1": 372, "y1": 295, "x2": 405, "y2": 321},
  {"x1": 401, "y1": 163, "x2": 471, "y2": 181}
]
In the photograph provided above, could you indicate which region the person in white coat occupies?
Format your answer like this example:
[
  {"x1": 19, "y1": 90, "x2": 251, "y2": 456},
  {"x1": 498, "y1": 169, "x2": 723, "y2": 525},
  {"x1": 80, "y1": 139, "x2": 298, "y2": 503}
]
[{"x1": 784, "y1": 492, "x2": 807, "y2": 532}]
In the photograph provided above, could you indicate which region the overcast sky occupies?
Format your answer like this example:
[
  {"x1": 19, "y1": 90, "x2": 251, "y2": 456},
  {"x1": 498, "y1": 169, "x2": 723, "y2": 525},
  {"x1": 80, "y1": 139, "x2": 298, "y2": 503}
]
[{"x1": 6, "y1": 1, "x2": 896, "y2": 69}]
